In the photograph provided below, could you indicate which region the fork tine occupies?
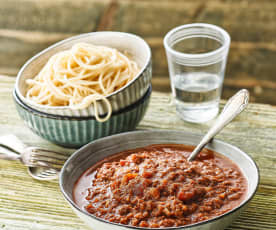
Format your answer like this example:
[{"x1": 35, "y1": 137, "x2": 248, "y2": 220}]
[
  {"x1": 28, "y1": 147, "x2": 69, "y2": 158},
  {"x1": 28, "y1": 157, "x2": 62, "y2": 170},
  {"x1": 26, "y1": 148, "x2": 69, "y2": 163},
  {"x1": 28, "y1": 158, "x2": 52, "y2": 167},
  {"x1": 31, "y1": 158, "x2": 64, "y2": 169},
  {"x1": 22, "y1": 147, "x2": 68, "y2": 169},
  {"x1": 32, "y1": 152, "x2": 68, "y2": 161},
  {"x1": 23, "y1": 161, "x2": 49, "y2": 168},
  {"x1": 37, "y1": 163, "x2": 62, "y2": 172},
  {"x1": 31, "y1": 155, "x2": 65, "y2": 165}
]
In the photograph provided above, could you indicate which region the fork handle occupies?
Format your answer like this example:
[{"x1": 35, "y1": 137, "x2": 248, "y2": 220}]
[
  {"x1": 0, "y1": 151, "x2": 20, "y2": 161},
  {"x1": 0, "y1": 135, "x2": 27, "y2": 154},
  {"x1": 0, "y1": 135, "x2": 25, "y2": 161}
]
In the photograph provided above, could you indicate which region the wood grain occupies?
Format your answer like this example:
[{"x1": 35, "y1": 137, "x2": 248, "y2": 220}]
[
  {"x1": 108, "y1": 0, "x2": 276, "y2": 42},
  {"x1": 0, "y1": 75, "x2": 276, "y2": 229},
  {"x1": 0, "y1": 0, "x2": 275, "y2": 104},
  {"x1": 0, "y1": 0, "x2": 109, "y2": 33}
]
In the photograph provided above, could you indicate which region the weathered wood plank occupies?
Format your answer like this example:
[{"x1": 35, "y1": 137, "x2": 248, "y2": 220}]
[
  {"x1": 0, "y1": 0, "x2": 109, "y2": 33},
  {"x1": 0, "y1": 29, "x2": 76, "y2": 44},
  {"x1": 0, "y1": 36, "x2": 59, "y2": 75},
  {"x1": 0, "y1": 75, "x2": 276, "y2": 229},
  {"x1": 108, "y1": 0, "x2": 276, "y2": 42},
  {"x1": 0, "y1": 0, "x2": 275, "y2": 105},
  {"x1": 0, "y1": 29, "x2": 76, "y2": 75}
]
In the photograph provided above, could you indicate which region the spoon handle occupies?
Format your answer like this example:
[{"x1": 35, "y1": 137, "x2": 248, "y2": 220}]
[{"x1": 188, "y1": 89, "x2": 250, "y2": 161}]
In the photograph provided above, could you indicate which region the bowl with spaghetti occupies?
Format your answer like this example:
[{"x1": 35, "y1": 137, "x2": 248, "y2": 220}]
[
  {"x1": 15, "y1": 32, "x2": 151, "y2": 122},
  {"x1": 13, "y1": 85, "x2": 151, "y2": 148}
]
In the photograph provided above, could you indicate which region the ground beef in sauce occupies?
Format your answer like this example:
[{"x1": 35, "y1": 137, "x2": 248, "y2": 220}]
[{"x1": 74, "y1": 144, "x2": 247, "y2": 228}]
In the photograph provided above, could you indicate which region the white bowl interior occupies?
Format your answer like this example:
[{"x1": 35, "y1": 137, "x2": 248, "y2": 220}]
[
  {"x1": 16, "y1": 32, "x2": 151, "y2": 107},
  {"x1": 60, "y1": 130, "x2": 259, "y2": 229}
]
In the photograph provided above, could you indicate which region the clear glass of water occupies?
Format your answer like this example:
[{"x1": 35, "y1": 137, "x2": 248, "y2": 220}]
[{"x1": 164, "y1": 23, "x2": 231, "y2": 123}]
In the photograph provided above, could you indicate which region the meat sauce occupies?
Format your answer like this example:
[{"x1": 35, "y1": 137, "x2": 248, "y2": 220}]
[{"x1": 73, "y1": 144, "x2": 247, "y2": 228}]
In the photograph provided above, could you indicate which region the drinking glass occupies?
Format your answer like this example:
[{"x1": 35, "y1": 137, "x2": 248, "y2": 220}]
[{"x1": 164, "y1": 23, "x2": 231, "y2": 123}]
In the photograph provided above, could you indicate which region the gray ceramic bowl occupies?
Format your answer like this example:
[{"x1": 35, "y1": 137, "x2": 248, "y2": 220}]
[
  {"x1": 15, "y1": 31, "x2": 152, "y2": 117},
  {"x1": 60, "y1": 130, "x2": 259, "y2": 230},
  {"x1": 13, "y1": 86, "x2": 151, "y2": 148}
]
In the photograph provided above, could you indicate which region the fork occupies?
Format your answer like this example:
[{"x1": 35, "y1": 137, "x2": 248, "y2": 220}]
[{"x1": 0, "y1": 135, "x2": 68, "y2": 170}]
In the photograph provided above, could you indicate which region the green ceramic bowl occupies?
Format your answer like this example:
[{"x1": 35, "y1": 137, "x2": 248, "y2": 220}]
[
  {"x1": 15, "y1": 32, "x2": 152, "y2": 117},
  {"x1": 13, "y1": 86, "x2": 151, "y2": 148}
]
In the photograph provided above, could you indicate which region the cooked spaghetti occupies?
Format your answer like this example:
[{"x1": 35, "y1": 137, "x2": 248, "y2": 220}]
[{"x1": 25, "y1": 43, "x2": 139, "y2": 122}]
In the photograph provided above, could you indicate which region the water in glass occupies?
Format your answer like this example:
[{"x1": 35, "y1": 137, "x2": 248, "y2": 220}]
[{"x1": 173, "y1": 72, "x2": 222, "y2": 123}]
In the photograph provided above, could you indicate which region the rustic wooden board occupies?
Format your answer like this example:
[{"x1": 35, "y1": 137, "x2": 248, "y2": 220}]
[
  {"x1": 0, "y1": 0, "x2": 276, "y2": 105},
  {"x1": 0, "y1": 75, "x2": 276, "y2": 229},
  {"x1": 109, "y1": 0, "x2": 276, "y2": 42},
  {"x1": 0, "y1": 0, "x2": 109, "y2": 33},
  {"x1": 0, "y1": 0, "x2": 109, "y2": 75}
]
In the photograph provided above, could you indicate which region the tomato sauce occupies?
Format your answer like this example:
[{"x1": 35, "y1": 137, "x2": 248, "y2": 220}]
[{"x1": 73, "y1": 144, "x2": 247, "y2": 228}]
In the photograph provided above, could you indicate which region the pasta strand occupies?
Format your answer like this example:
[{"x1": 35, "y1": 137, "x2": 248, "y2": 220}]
[{"x1": 26, "y1": 43, "x2": 139, "y2": 122}]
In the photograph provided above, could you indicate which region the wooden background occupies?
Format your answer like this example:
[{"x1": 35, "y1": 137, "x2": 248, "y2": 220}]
[{"x1": 1, "y1": 0, "x2": 276, "y2": 104}]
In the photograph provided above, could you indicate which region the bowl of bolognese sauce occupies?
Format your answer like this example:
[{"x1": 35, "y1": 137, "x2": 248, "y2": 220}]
[{"x1": 59, "y1": 130, "x2": 259, "y2": 230}]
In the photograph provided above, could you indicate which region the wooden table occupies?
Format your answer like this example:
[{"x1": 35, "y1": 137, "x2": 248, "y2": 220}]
[{"x1": 0, "y1": 75, "x2": 276, "y2": 229}]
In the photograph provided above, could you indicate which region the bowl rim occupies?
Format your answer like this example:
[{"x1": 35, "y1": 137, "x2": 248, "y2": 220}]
[
  {"x1": 15, "y1": 31, "x2": 152, "y2": 110},
  {"x1": 13, "y1": 85, "x2": 152, "y2": 120},
  {"x1": 59, "y1": 130, "x2": 260, "y2": 230}
]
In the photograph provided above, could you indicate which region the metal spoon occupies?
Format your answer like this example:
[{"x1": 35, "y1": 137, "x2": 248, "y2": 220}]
[
  {"x1": 0, "y1": 135, "x2": 61, "y2": 180},
  {"x1": 188, "y1": 89, "x2": 250, "y2": 161}
]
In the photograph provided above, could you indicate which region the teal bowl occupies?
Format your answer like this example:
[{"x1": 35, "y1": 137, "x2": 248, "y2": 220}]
[{"x1": 13, "y1": 86, "x2": 151, "y2": 148}]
